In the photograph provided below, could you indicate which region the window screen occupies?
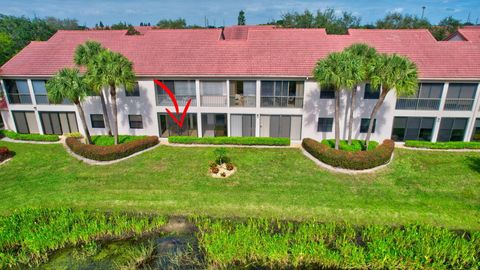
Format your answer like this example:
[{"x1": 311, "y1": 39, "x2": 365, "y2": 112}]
[
  {"x1": 128, "y1": 115, "x2": 143, "y2": 129},
  {"x1": 317, "y1": 118, "x2": 333, "y2": 132}
]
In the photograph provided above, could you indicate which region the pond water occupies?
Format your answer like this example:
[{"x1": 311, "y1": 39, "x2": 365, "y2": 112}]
[{"x1": 34, "y1": 218, "x2": 205, "y2": 270}]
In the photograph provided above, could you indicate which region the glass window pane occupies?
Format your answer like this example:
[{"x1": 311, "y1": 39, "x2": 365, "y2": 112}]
[
  {"x1": 243, "y1": 81, "x2": 256, "y2": 96},
  {"x1": 446, "y1": 84, "x2": 461, "y2": 98},
  {"x1": 175, "y1": 81, "x2": 195, "y2": 96},
  {"x1": 201, "y1": 81, "x2": 226, "y2": 96},
  {"x1": 459, "y1": 84, "x2": 476, "y2": 98},
  {"x1": 32, "y1": 80, "x2": 47, "y2": 94},
  {"x1": 261, "y1": 81, "x2": 274, "y2": 96},
  {"x1": 15, "y1": 80, "x2": 29, "y2": 94}
]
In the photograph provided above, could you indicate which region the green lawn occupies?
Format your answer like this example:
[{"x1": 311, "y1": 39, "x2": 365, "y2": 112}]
[{"x1": 0, "y1": 141, "x2": 479, "y2": 229}]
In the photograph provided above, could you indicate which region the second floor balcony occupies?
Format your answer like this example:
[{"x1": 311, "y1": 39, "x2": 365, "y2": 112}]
[
  {"x1": 200, "y1": 95, "x2": 227, "y2": 107},
  {"x1": 261, "y1": 96, "x2": 303, "y2": 108},
  {"x1": 395, "y1": 98, "x2": 441, "y2": 110},
  {"x1": 230, "y1": 95, "x2": 256, "y2": 107},
  {"x1": 157, "y1": 94, "x2": 197, "y2": 107},
  {"x1": 443, "y1": 98, "x2": 475, "y2": 111}
]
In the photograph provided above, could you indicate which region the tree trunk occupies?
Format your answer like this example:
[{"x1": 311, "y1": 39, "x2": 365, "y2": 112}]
[
  {"x1": 365, "y1": 88, "x2": 388, "y2": 150},
  {"x1": 347, "y1": 87, "x2": 357, "y2": 145},
  {"x1": 334, "y1": 90, "x2": 341, "y2": 150},
  {"x1": 110, "y1": 85, "x2": 119, "y2": 145},
  {"x1": 75, "y1": 102, "x2": 91, "y2": 144},
  {"x1": 99, "y1": 89, "x2": 112, "y2": 136}
]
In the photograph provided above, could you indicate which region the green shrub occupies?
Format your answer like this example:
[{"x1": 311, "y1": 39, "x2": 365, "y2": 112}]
[
  {"x1": 0, "y1": 147, "x2": 12, "y2": 162},
  {"x1": 195, "y1": 218, "x2": 480, "y2": 269},
  {"x1": 302, "y1": 138, "x2": 394, "y2": 170},
  {"x1": 91, "y1": 135, "x2": 147, "y2": 146},
  {"x1": 213, "y1": 147, "x2": 230, "y2": 164},
  {"x1": 405, "y1": 140, "x2": 480, "y2": 149},
  {"x1": 0, "y1": 208, "x2": 167, "y2": 268},
  {"x1": 168, "y1": 136, "x2": 290, "y2": 146},
  {"x1": 321, "y1": 139, "x2": 378, "y2": 151},
  {"x1": 66, "y1": 136, "x2": 158, "y2": 161},
  {"x1": 0, "y1": 130, "x2": 59, "y2": 142}
]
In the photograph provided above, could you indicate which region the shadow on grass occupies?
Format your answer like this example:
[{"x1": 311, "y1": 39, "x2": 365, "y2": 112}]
[{"x1": 466, "y1": 156, "x2": 480, "y2": 173}]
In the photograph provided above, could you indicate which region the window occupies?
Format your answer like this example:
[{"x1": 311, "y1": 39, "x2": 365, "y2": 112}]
[
  {"x1": 437, "y1": 118, "x2": 468, "y2": 142},
  {"x1": 158, "y1": 113, "x2": 197, "y2": 137},
  {"x1": 391, "y1": 117, "x2": 435, "y2": 141},
  {"x1": 317, "y1": 118, "x2": 333, "y2": 132},
  {"x1": 230, "y1": 81, "x2": 256, "y2": 107},
  {"x1": 444, "y1": 83, "x2": 477, "y2": 111},
  {"x1": 156, "y1": 80, "x2": 196, "y2": 106},
  {"x1": 126, "y1": 82, "x2": 140, "y2": 97},
  {"x1": 364, "y1": 84, "x2": 380, "y2": 99},
  {"x1": 39, "y1": 112, "x2": 78, "y2": 135},
  {"x1": 260, "y1": 81, "x2": 304, "y2": 107},
  {"x1": 472, "y1": 119, "x2": 480, "y2": 142},
  {"x1": 4, "y1": 79, "x2": 32, "y2": 104},
  {"x1": 418, "y1": 83, "x2": 443, "y2": 99},
  {"x1": 90, "y1": 114, "x2": 105, "y2": 128},
  {"x1": 200, "y1": 81, "x2": 227, "y2": 107},
  {"x1": 360, "y1": 118, "x2": 376, "y2": 133},
  {"x1": 320, "y1": 86, "x2": 335, "y2": 99},
  {"x1": 32, "y1": 80, "x2": 48, "y2": 104},
  {"x1": 128, "y1": 115, "x2": 143, "y2": 129},
  {"x1": 396, "y1": 83, "x2": 443, "y2": 110}
]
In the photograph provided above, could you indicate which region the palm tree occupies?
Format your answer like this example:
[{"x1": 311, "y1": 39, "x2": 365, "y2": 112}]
[
  {"x1": 46, "y1": 68, "x2": 92, "y2": 144},
  {"x1": 365, "y1": 53, "x2": 418, "y2": 149},
  {"x1": 74, "y1": 41, "x2": 113, "y2": 136},
  {"x1": 86, "y1": 50, "x2": 136, "y2": 145},
  {"x1": 344, "y1": 44, "x2": 378, "y2": 145},
  {"x1": 313, "y1": 51, "x2": 364, "y2": 150}
]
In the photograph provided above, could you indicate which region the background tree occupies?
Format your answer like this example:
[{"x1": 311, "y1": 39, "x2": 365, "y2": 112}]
[
  {"x1": 365, "y1": 54, "x2": 418, "y2": 149},
  {"x1": 155, "y1": 18, "x2": 187, "y2": 29},
  {"x1": 0, "y1": 32, "x2": 14, "y2": 64},
  {"x1": 74, "y1": 41, "x2": 113, "y2": 136},
  {"x1": 238, "y1": 10, "x2": 246, "y2": 25},
  {"x1": 313, "y1": 52, "x2": 364, "y2": 149},
  {"x1": 86, "y1": 50, "x2": 136, "y2": 145},
  {"x1": 46, "y1": 68, "x2": 92, "y2": 144},
  {"x1": 375, "y1": 12, "x2": 431, "y2": 29},
  {"x1": 344, "y1": 44, "x2": 378, "y2": 145}
]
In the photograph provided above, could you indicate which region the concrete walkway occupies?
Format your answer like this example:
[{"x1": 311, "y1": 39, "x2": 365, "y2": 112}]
[
  {"x1": 0, "y1": 157, "x2": 12, "y2": 166},
  {"x1": 1, "y1": 137, "x2": 62, "y2": 144},
  {"x1": 395, "y1": 143, "x2": 480, "y2": 152},
  {"x1": 300, "y1": 147, "x2": 394, "y2": 175}
]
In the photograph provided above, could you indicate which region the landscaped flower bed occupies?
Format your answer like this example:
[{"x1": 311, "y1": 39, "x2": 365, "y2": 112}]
[
  {"x1": 321, "y1": 139, "x2": 378, "y2": 151},
  {"x1": 209, "y1": 148, "x2": 236, "y2": 178},
  {"x1": 65, "y1": 136, "x2": 159, "y2": 161},
  {"x1": 169, "y1": 136, "x2": 290, "y2": 146},
  {"x1": 0, "y1": 147, "x2": 12, "y2": 163},
  {"x1": 302, "y1": 138, "x2": 394, "y2": 170},
  {"x1": 0, "y1": 130, "x2": 60, "y2": 142},
  {"x1": 405, "y1": 140, "x2": 480, "y2": 149}
]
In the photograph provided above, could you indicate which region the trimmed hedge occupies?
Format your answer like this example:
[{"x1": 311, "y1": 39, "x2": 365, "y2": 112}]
[
  {"x1": 66, "y1": 136, "x2": 159, "y2": 161},
  {"x1": 168, "y1": 136, "x2": 290, "y2": 146},
  {"x1": 321, "y1": 139, "x2": 379, "y2": 151},
  {"x1": 405, "y1": 140, "x2": 480, "y2": 149},
  {"x1": 0, "y1": 130, "x2": 60, "y2": 142},
  {"x1": 0, "y1": 147, "x2": 12, "y2": 162},
  {"x1": 302, "y1": 138, "x2": 394, "y2": 170}
]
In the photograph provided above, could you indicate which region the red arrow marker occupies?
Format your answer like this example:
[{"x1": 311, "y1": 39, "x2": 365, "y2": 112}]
[{"x1": 154, "y1": 80, "x2": 192, "y2": 128}]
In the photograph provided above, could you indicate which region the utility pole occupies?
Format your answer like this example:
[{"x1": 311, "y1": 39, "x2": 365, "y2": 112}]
[{"x1": 421, "y1": 6, "x2": 426, "y2": 19}]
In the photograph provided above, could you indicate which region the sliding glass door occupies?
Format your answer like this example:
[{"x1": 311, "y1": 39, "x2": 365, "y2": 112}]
[
  {"x1": 12, "y1": 111, "x2": 39, "y2": 134},
  {"x1": 39, "y1": 112, "x2": 78, "y2": 135},
  {"x1": 158, "y1": 113, "x2": 198, "y2": 137},
  {"x1": 230, "y1": 114, "x2": 255, "y2": 137}
]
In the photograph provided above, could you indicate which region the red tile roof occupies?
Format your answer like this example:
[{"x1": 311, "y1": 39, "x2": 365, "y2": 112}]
[
  {"x1": 1, "y1": 26, "x2": 480, "y2": 79},
  {"x1": 453, "y1": 26, "x2": 480, "y2": 43}
]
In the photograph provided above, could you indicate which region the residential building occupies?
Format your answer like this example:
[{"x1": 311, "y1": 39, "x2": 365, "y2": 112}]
[{"x1": 1, "y1": 26, "x2": 480, "y2": 143}]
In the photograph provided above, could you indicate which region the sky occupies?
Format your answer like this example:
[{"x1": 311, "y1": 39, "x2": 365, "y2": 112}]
[{"x1": 0, "y1": 0, "x2": 479, "y2": 27}]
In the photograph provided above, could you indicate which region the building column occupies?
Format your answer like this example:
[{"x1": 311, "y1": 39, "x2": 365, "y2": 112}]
[
  {"x1": 195, "y1": 79, "x2": 202, "y2": 137},
  {"x1": 464, "y1": 83, "x2": 480, "y2": 141},
  {"x1": 431, "y1": 82, "x2": 450, "y2": 142},
  {"x1": 27, "y1": 79, "x2": 45, "y2": 135},
  {"x1": 255, "y1": 80, "x2": 261, "y2": 137}
]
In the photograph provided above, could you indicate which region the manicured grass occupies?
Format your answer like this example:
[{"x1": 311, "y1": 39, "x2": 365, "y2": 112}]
[
  {"x1": 169, "y1": 136, "x2": 290, "y2": 146},
  {"x1": 0, "y1": 141, "x2": 479, "y2": 229},
  {"x1": 0, "y1": 208, "x2": 167, "y2": 268},
  {"x1": 0, "y1": 130, "x2": 59, "y2": 142},
  {"x1": 195, "y1": 218, "x2": 480, "y2": 269},
  {"x1": 405, "y1": 140, "x2": 480, "y2": 149},
  {"x1": 321, "y1": 139, "x2": 378, "y2": 151},
  {"x1": 91, "y1": 135, "x2": 146, "y2": 146}
]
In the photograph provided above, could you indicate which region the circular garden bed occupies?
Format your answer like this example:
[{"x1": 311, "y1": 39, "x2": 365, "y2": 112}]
[
  {"x1": 0, "y1": 146, "x2": 13, "y2": 164},
  {"x1": 302, "y1": 138, "x2": 394, "y2": 171}
]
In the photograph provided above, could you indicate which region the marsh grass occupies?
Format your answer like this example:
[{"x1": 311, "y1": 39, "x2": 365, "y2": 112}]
[
  {"x1": 194, "y1": 218, "x2": 480, "y2": 269},
  {"x1": 0, "y1": 208, "x2": 167, "y2": 268}
]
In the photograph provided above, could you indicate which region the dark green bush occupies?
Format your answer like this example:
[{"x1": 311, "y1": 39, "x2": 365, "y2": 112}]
[
  {"x1": 405, "y1": 140, "x2": 480, "y2": 149},
  {"x1": 195, "y1": 218, "x2": 480, "y2": 269},
  {"x1": 91, "y1": 135, "x2": 147, "y2": 146},
  {"x1": 168, "y1": 136, "x2": 290, "y2": 146},
  {"x1": 66, "y1": 136, "x2": 158, "y2": 161},
  {"x1": 321, "y1": 139, "x2": 378, "y2": 151},
  {"x1": 0, "y1": 208, "x2": 167, "y2": 267},
  {"x1": 0, "y1": 130, "x2": 59, "y2": 142},
  {"x1": 0, "y1": 147, "x2": 12, "y2": 162},
  {"x1": 302, "y1": 138, "x2": 394, "y2": 170}
]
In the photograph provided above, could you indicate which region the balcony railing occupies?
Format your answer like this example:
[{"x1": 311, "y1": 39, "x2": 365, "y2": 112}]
[
  {"x1": 157, "y1": 95, "x2": 197, "y2": 106},
  {"x1": 34, "y1": 94, "x2": 72, "y2": 105},
  {"x1": 443, "y1": 98, "x2": 475, "y2": 111},
  {"x1": 260, "y1": 96, "x2": 303, "y2": 108},
  {"x1": 7, "y1": 93, "x2": 32, "y2": 104},
  {"x1": 230, "y1": 95, "x2": 256, "y2": 107},
  {"x1": 201, "y1": 95, "x2": 227, "y2": 107},
  {"x1": 395, "y1": 98, "x2": 441, "y2": 110}
]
